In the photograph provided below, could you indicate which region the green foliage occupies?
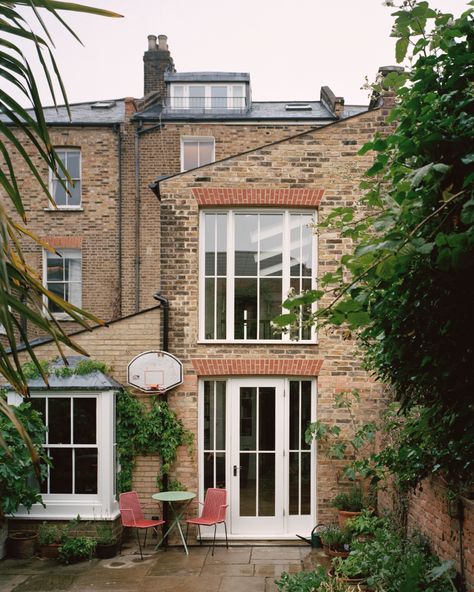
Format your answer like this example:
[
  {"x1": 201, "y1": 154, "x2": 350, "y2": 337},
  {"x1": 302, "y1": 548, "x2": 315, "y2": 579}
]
[
  {"x1": 275, "y1": 566, "x2": 328, "y2": 592},
  {"x1": 59, "y1": 536, "x2": 96, "y2": 564},
  {"x1": 94, "y1": 522, "x2": 117, "y2": 545},
  {"x1": 278, "y1": 0, "x2": 474, "y2": 494},
  {"x1": 21, "y1": 358, "x2": 110, "y2": 380},
  {"x1": 332, "y1": 486, "x2": 366, "y2": 512},
  {"x1": 346, "y1": 510, "x2": 387, "y2": 537},
  {"x1": 116, "y1": 389, "x2": 193, "y2": 493},
  {"x1": 37, "y1": 522, "x2": 64, "y2": 545},
  {"x1": 0, "y1": 399, "x2": 48, "y2": 521},
  {"x1": 319, "y1": 525, "x2": 352, "y2": 551}
]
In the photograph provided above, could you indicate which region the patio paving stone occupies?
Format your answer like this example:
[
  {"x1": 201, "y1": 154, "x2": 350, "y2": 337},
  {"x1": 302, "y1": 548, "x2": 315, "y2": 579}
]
[
  {"x1": 201, "y1": 562, "x2": 255, "y2": 576},
  {"x1": 253, "y1": 563, "x2": 301, "y2": 577},
  {"x1": 0, "y1": 575, "x2": 30, "y2": 592},
  {"x1": 139, "y1": 574, "x2": 222, "y2": 592},
  {"x1": 204, "y1": 547, "x2": 252, "y2": 564},
  {"x1": 251, "y1": 547, "x2": 302, "y2": 560},
  {"x1": 219, "y1": 576, "x2": 267, "y2": 591}
]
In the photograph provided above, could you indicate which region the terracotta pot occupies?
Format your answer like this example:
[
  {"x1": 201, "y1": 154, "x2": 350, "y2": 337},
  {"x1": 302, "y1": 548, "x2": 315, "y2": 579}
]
[
  {"x1": 329, "y1": 569, "x2": 369, "y2": 591},
  {"x1": 96, "y1": 542, "x2": 119, "y2": 559},
  {"x1": 323, "y1": 544, "x2": 350, "y2": 559},
  {"x1": 40, "y1": 543, "x2": 61, "y2": 559},
  {"x1": 7, "y1": 531, "x2": 38, "y2": 559},
  {"x1": 338, "y1": 510, "x2": 362, "y2": 528}
]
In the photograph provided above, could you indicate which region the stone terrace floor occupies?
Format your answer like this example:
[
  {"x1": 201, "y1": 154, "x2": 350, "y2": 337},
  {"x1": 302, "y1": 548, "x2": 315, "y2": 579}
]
[{"x1": 0, "y1": 541, "x2": 330, "y2": 592}]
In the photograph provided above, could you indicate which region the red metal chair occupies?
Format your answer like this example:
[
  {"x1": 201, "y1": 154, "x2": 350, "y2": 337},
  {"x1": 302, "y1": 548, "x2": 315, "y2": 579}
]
[
  {"x1": 119, "y1": 491, "x2": 165, "y2": 559},
  {"x1": 185, "y1": 488, "x2": 228, "y2": 555}
]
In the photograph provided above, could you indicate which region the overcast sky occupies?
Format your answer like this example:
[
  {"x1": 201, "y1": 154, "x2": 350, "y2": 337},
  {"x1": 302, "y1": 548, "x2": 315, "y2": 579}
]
[{"x1": 15, "y1": 0, "x2": 469, "y2": 107}]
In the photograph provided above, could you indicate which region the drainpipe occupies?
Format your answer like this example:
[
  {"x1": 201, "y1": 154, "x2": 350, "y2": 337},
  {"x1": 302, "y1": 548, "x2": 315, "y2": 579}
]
[
  {"x1": 114, "y1": 123, "x2": 123, "y2": 317},
  {"x1": 134, "y1": 122, "x2": 143, "y2": 312},
  {"x1": 153, "y1": 292, "x2": 170, "y2": 532}
]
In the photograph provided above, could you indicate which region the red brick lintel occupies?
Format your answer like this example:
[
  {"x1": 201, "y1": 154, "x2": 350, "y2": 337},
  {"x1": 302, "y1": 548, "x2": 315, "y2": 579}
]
[
  {"x1": 191, "y1": 359, "x2": 323, "y2": 377},
  {"x1": 42, "y1": 236, "x2": 83, "y2": 249},
  {"x1": 192, "y1": 188, "x2": 324, "y2": 208}
]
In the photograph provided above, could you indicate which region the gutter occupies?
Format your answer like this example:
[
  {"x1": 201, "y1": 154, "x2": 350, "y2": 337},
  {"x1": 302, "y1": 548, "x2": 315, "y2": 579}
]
[{"x1": 113, "y1": 123, "x2": 123, "y2": 317}]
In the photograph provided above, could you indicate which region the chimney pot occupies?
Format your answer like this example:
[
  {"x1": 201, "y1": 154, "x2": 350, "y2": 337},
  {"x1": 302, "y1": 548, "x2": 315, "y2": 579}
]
[
  {"x1": 158, "y1": 35, "x2": 168, "y2": 51},
  {"x1": 147, "y1": 35, "x2": 157, "y2": 50}
]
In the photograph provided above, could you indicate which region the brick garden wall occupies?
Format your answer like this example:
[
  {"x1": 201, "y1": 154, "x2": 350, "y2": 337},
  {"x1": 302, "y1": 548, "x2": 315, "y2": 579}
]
[{"x1": 379, "y1": 479, "x2": 474, "y2": 590}]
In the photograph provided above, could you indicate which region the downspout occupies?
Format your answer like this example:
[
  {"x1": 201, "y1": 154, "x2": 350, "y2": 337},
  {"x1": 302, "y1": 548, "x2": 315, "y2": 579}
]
[
  {"x1": 114, "y1": 123, "x2": 123, "y2": 317},
  {"x1": 134, "y1": 122, "x2": 143, "y2": 313},
  {"x1": 153, "y1": 292, "x2": 170, "y2": 532}
]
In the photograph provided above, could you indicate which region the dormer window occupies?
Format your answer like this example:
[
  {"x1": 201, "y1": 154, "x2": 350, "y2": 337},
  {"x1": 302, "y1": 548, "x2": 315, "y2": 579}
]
[{"x1": 170, "y1": 84, "x2": 246, "y2": 111}]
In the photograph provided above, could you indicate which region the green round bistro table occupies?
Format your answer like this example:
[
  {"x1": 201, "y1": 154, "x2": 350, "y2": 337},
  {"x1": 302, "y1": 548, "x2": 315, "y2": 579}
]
[{"x1": 152, "y1": 491, "x2": 196, "y2": 554}]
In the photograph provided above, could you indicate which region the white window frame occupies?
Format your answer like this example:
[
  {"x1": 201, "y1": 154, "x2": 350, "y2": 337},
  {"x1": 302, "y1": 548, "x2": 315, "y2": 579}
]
[
  {"x1": 43, "y1": 248, "x2": 82, "y2": 320},
  {"x1": 199, "y1": 209, "x2": 317, "y2": 343},
  {"x1": 48, "y1": 148, "x2": 82, "y2": 210},
  {"x1": 180, "y1": 136, "x2": 216, "y2": 172},
  {"x1": 7, "y1": 390, "x2": 119, "y2": 520},
  {"x1": 170, "y1": 84, "x2": 246, "y2": 110}
]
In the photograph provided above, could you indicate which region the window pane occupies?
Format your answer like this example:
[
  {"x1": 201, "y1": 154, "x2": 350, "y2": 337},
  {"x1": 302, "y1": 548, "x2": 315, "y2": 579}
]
[
  {"x1": 198, "y1": 140, "x2": 214, "y2": 167},
  {"x1": 67, "y1": 151, "x2": 80, "y2": 179},
  {"x1": 211, "y1": 86, "x2": 227, "y2": 109},
  {"x1": 204, "y1": 381, "x2": 214, "y2": 450},
  {"x1": 216, "y1": 452, "x2": 226, "y2": 489},
  {"x1": 232, "y1": 85, "x2": 245, "y2": 109},
  {"x1": 68, "y1": 181, "x2": 81, "y2": 206},
  {"x1": 52, "y1": 180, "x2": 67, "y2": 206},
  {"x1": 47, "y1": 256, "x2": 64, "y2": 281},
  {"x1": 259, "y1": 387, "x2": 275, "y2": 451},
  {"x1": 240, "y1": 453, "x2": 256, "y2": 516},
  {"x1": 216, "y1": 381, "x2": 226, "y2": 449},
  {"x1": 30, "y1": 398, "x2": 46, "y2": 444},
  {"x1": 189, "y1": 86, "x2": 205, "y2": 109},
  {"x1": 216, "y1": 278, "x2": 226, "y2": 339},
  {"x1": 301, "y1": 452, "x2": 311, "y2": 514},
  {"x1": 183, "y1": 141, "x2": 199, "y2": 171},
  {"x1": 49, "y1": 448, "x2": 72, "y2": 493},
  {"x1": 205, "y1": 214, "x2": 216, "y2": 276},
  {"x1": 290, "y1": 217, "x2": 301, "y2": 276},
  {"x1": 73, "y1": 398, "x2": 96, "y2": 444},
  {"x1": 259, "y1": 454, "x2": 275, "y2": 516},
  {"x1": 216, "y1": 214, "x2": 227, "y2": 275},
  {"x1": 235, "y1": 214, "x2": 258, "y2": 276},
  {"x1": 289, "y1": 452, "x2": 300, "y2": 515},
  {"x1": 301, "y1": 382, "x2": 312, "y2": 449},
  {"x1": 301, "y1": 215, "x2": 313, "y2": 277},
  {"x1": 289, "y1": 381, "x2": 299, "y2": 450},
  {"x1": 75, "y1": 449, "x2": 98, "y2": 494},
  {"x1": 48, "y1": 398, "x2": 70, "y2": 444},
  {"x1": 204, "y1": 452, "x2": 214, "y2": 490},
  {"x1": 205, "y1": 278, "x2": 215, "y2": 339},
  {"x1": 235, "y1": 278, "x2": 257, "y2": 339},
  {"x1": 259, "y1": 278, "x2": 282, "y2": 339},
  {"x1": 240, "y1": 387, "x2": 256, "y2": 451},
  {"x1": 259, "y1": 214, "x2": 283, "y2": 277}
]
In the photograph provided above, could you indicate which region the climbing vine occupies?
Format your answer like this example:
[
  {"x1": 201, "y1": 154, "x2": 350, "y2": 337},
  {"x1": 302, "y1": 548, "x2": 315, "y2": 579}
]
[
  {"x1": 116, "y1": 389, "x2": 193, "y2": 493},
  {"x1": 22, "y1": 358, "x2": 110, "y2": 380}
]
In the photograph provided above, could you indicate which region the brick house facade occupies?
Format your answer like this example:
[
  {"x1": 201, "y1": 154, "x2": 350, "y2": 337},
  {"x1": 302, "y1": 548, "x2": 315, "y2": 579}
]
[{"x1": 2, "y1": 36, "x2": 387, "y2": 539}]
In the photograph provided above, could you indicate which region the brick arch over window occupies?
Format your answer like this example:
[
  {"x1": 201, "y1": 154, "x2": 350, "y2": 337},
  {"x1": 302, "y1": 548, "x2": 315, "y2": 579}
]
[
  {"x1": 191, "y1": 359, "x2": 323, "y2": 376},
  {"x1": 192, "y1": 188, "x2": 324, "y2": 208}
]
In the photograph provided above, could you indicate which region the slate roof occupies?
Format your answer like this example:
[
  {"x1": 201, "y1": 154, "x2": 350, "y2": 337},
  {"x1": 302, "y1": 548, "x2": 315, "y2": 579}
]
[
  {"x1": 4, "y1": 356, "x2": 122, "y2": 391},
  {"x1": 0, "y1": 99, "x2": 125, "y2": 126}
]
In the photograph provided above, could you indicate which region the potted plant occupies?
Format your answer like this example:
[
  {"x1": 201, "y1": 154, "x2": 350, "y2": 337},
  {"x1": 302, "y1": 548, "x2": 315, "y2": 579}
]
[
  {"x1": 95, "y1": 522, "x2": 119, "y2": 559},
  {"x1": 331, "y1": 553, "x2": 370, "y2": 587},
  {"x1": 346, "y1": 509, "x2": 385, "y2": 542},
  {"x1": 0, "y1": 401, "x2": 48, "y2": 559},
  {"x1": 59, "y1": 536, "x2": 97, "y2": 564},
  {"x1": 332, "y1": 486, "x2": 366, "y2": 528},
  {"x1": 38, "y1": 522, "x2": 64, "y2": 559},
  {"x1": 319, "y1": 525, "x2": 352, "y2": 558}
]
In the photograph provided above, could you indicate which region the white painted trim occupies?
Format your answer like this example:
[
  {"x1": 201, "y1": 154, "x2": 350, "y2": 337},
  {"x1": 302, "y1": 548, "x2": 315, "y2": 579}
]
[
  {"x1": 48, "y1": 147, "x2": 82, "y2": 209},
  {"x1": 180, "y1": 135, "x2": 215, "y2": 172}
]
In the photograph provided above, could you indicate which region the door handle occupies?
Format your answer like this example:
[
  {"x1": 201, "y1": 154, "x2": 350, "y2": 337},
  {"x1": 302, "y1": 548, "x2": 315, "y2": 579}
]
[{"x1": 233, "y1": 465, "x2": 242, "y2": 477}]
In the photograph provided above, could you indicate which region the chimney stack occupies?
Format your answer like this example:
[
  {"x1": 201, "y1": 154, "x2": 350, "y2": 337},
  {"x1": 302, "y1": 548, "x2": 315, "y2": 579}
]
[
  {"x1": 143, "y1": 33, "x2": 175, "y2": 98},
  {"x1": 320, "y1": 86, "x2": 345, "y2": 119},
  {"x1": 369, "y1": 65, "x2": 404, "y2": 110}
]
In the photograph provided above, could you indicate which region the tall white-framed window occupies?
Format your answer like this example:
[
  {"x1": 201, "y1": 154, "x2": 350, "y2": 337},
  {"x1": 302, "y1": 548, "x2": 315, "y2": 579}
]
[
  {"x1": 49, "y1": 148, "x2": 81, "y2": 208},
  {"x1": 7, "y1": 389, "x2": 118, "y2": 520},
  {"x1": 199, "y1": 210, "x2": 316, "y2": 342},
  {"x1": 43, "y1": 248, "x2": 82, "y2": 318},
  {"x1": 181, "y1": 136, "x2": 215, "y2": 172},
  {"x1": 170, "y1": 84, "x2": 246, "y2": 111}
]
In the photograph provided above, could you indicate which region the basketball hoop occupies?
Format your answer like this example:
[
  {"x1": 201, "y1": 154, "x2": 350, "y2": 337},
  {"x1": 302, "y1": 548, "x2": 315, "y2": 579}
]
[{"x1": 127, "y1": 351, "x2": 183, "y2": 394}]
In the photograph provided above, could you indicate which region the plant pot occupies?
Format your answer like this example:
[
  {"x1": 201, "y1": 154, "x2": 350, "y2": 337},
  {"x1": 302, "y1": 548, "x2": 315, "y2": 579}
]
[
  {"x1": 7, "y1": 531, "x2": 38, "y2": 559},
  {"x1": 96, "y1": 542, "x2": 119, "y2": 559},
  {"x1": 40, "y1": 543, "x2": 61, "y2": 559},
  {"x1": 338, "y1": 510, "x2": 362, "y2": 528},
  {"x1": 329, "y1": 569, "x2": 369, "y2": 591},
  {"x1": 323, "y1": 544, "x2": 350, "y2": 559}
]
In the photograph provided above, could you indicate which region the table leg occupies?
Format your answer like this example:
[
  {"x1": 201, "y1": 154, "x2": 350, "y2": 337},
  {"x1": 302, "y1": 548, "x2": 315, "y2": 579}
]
[
  {"x1": 154, "y1": 500, "x2": 193, "y2": 554},
  {"x1": 175, "y1": 517, "x2": 189, "y2": 555}
]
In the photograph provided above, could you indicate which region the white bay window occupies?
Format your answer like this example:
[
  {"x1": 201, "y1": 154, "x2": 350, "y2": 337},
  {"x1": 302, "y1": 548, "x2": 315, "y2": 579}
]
[{"x1": 200, "y1": 210, "x2": 316, "y2": 342}]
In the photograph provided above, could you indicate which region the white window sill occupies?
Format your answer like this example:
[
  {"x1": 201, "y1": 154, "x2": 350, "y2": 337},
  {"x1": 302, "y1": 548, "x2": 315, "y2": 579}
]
[
  {"x1": 52, "y1": 313, "x2": 78, "y2": 322},
  {"x1": 12, "y1": 499, "x2": 120, "y2": 521},
  {"x1": 197, "y1": 339, "x2": 318, "y2": 345},
  {"x1": 44, "y1": 207, "x2": 83, "y2": 212}
]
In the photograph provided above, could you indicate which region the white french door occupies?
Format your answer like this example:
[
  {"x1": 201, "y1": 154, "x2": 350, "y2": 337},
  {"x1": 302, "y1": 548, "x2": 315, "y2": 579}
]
[
  {"x1": 230, "y1": 378, "x2": 285, "y2": 535},
  {"x1": 200, "y1": 377, "x2": 315, "y2": 538}
]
